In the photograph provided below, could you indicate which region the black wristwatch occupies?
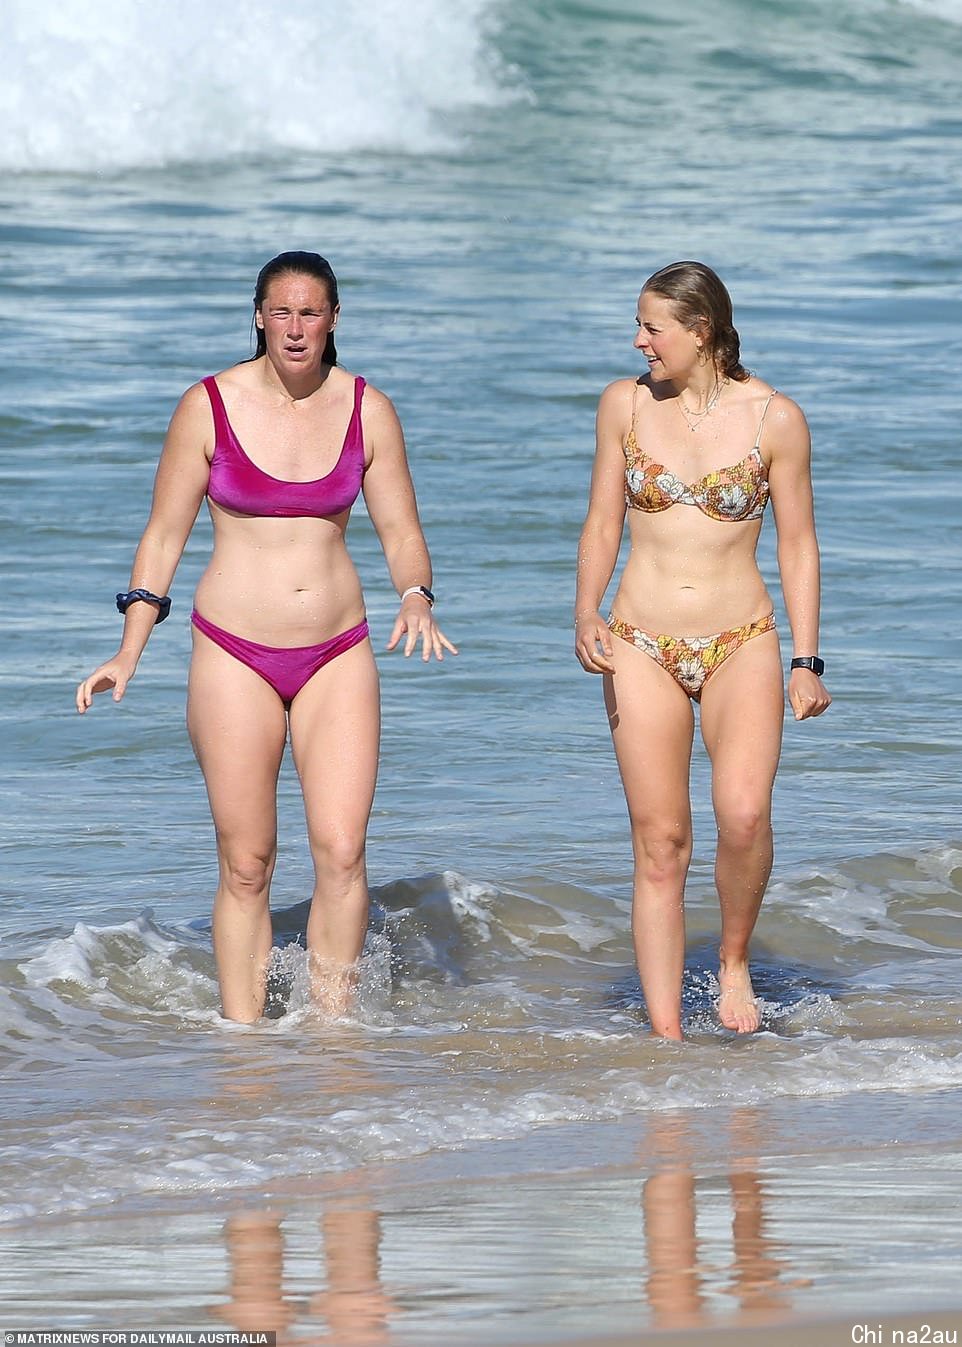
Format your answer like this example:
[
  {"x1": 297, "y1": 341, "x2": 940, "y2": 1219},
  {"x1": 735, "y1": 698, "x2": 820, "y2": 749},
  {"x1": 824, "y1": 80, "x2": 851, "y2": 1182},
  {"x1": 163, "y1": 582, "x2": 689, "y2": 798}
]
[{"x1": 790, "y1": 656, "x2": 824, "y2": 676}]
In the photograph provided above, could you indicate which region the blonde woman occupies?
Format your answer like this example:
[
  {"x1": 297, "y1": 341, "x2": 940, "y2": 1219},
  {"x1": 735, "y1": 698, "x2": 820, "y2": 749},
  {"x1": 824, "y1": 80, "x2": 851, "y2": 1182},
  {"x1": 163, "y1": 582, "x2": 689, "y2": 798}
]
[{"x1": 575, "y1": 261, "x2": 829, "y2": 1039}]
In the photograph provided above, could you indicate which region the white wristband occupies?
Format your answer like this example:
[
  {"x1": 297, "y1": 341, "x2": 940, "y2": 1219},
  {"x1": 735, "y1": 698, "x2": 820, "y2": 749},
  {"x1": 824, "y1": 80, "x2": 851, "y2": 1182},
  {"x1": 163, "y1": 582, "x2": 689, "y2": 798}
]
[{"x1": 400, "y1": 585, "x2": 435, "y2": 608}]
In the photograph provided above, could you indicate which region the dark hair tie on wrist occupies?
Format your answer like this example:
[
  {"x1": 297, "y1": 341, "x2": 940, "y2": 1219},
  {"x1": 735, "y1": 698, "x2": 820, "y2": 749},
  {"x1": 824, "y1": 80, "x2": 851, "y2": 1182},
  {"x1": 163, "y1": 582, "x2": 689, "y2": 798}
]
[{"x1": 116, "y1": 589, "x2": 172, "y2": 623}]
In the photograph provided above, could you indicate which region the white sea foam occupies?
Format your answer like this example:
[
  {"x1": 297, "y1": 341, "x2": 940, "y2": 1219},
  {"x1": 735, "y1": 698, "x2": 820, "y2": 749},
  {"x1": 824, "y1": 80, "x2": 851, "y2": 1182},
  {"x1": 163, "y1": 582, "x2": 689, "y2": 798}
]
[
  {"x1": 17, "y1": 912, "x2": 223, "y2": 1031},
  {"x1": 3, "y1": 0, "x2": 512, "y2": 172}
]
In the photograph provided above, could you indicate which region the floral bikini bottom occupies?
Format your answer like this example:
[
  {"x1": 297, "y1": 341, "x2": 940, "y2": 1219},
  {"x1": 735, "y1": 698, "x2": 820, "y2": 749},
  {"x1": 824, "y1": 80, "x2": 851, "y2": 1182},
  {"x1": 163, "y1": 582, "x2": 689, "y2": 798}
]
[{"x1": 607, "y1": 611, "x2": 776, "y2": 701}]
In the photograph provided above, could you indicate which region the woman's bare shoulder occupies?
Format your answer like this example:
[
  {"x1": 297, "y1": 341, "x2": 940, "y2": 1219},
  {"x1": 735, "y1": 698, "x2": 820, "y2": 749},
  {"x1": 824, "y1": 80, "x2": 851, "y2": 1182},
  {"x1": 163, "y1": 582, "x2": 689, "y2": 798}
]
[
  {"x1": 598, "y1": 373, "x2": 647, "y2": 421},
  {"x1": 352, "y1": 374, "x2": 390, "y2": 406},
  {"x1": 767, "y1": 391, "x2": 808, "y2": 441},
  {"x1": 600, "y1": 373, "x2": 645, "y2": 401},
  {"x1": 204, "y1": 359, "x2": 251, "y2": 381},
  {"x1": 353, "y1": 376, "x2": 399, "y2": 426},
  {"x1": 740, "y1": 381, "x2": 809, "y2": 465},
  {"x1": 735, "y1": 376, "x2": 805, "y2": 439},
  {"x1": 168, "y1": 377, "x2": 216, "y2": 427},
  {"x1": 353, "y1": 378, "x2": 404, "y2": 458},
  {"x1": 740, "y1": 375, "x2": 804, "y2": 418}
]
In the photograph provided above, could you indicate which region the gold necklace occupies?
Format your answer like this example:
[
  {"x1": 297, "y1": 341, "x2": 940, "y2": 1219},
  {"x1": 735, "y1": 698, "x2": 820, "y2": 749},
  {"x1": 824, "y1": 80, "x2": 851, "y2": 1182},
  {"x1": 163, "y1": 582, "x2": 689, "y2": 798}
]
[{"x1": 677, "y1": 377, "x2": 728, "y2": 432}]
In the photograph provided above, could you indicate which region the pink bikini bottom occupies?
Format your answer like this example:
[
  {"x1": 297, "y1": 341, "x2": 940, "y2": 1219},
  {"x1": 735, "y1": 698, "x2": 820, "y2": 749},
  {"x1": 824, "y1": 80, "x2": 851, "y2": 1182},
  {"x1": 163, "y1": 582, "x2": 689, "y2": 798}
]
[{"x1": 191, "y1": 609, "x2": 369, "y2": 705}]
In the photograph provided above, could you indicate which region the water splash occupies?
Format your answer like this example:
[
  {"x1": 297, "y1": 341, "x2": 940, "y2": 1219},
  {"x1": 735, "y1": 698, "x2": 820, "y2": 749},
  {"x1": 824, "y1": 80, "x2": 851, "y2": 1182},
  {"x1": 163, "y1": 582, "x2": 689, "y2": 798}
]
[{"x1": 3, "y1": 0, "x2": 514, "y2": 172}]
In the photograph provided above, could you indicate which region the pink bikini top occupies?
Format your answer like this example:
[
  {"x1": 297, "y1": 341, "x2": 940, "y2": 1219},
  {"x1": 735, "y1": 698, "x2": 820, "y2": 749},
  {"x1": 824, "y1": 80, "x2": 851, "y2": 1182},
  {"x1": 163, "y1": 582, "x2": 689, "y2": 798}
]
[
  {"x1": 624, "y1": 390, "x2": 775, "y2": 524},
  {"x1": 203, "y1": 374, "x2": 366, "y2": 518}
]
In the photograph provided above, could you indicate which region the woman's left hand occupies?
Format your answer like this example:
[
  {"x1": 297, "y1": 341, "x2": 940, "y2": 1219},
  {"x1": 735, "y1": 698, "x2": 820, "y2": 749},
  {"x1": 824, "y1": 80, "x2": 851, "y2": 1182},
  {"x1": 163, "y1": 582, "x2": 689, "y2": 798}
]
[
  {"x1": 387, "y1": 597, "x2": 458, "y2": 662},
  {"x1": 788, "y1": 668, "x2": 831, "y2": 720}
]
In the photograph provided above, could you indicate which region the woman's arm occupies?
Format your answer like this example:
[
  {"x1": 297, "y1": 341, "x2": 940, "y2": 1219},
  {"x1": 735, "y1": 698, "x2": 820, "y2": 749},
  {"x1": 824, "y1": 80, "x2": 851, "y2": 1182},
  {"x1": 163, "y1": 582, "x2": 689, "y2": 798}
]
[
  {"x1": 766, "y1": 394, "x2": 831, "y2": 721},
  {"x1": 574, "y1": 381, "x2": 630, "y2": 674},
  {"x1": 76, "y1": 383, "x2": 212, "y2": 711},
  {"x1": 360, "y1": 386, "x2": 457, "y2": 662}
]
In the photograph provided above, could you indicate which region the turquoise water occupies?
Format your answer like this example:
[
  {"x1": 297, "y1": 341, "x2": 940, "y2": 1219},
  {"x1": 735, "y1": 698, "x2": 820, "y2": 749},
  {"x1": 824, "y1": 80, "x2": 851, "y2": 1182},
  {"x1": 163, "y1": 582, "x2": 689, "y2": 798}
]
[{"x1": 2, "y1": 0, "x2": 962, "y2": 1324}]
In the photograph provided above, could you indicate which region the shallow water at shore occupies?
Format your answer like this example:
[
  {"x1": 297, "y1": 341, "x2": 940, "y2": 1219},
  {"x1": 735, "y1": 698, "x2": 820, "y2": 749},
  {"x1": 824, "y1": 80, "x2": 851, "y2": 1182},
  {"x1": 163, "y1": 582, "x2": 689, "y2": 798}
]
[{"x1": 3, "y1": 853, "x2": 962, "y2": 1230}]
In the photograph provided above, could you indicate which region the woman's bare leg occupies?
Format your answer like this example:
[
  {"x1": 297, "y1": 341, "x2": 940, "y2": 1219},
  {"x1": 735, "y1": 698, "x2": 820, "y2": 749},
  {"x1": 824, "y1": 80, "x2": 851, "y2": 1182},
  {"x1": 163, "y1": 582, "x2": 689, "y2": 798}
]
[
  {"x1": 288, "y1": 639, "x2": 380, "y2": 1013},
  {"x1": 699, "y1": 630, "x2": 783, "y2": 1033},
  {"x1": 188, "y1": 630, "x2": 288, "y2": 1023},
  {"x1": 605, "y1": 637, "x2": 696, "y2": 1039}
]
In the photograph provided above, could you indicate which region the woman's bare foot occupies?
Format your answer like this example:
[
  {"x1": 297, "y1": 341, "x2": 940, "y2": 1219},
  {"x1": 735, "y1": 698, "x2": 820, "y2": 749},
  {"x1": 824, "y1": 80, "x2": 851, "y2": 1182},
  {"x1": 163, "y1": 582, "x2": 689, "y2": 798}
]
[{"x1": 717, "y1": 959, "x2": 760, "y2": 1033}]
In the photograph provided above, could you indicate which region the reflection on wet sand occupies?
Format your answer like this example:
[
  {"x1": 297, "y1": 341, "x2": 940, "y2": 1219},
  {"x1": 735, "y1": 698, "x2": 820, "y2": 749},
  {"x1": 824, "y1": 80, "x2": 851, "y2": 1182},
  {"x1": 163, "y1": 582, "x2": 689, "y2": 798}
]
[
  {"x1": 643, "y1": 1160, "x2": 704, "y2": 1328},
  {"x1": 309, "y1": 1206, "x2": 397, "y2": 1343},
  {"x1": 641, "y1": 1109, "x2": 800, "y2": 1329},
  {"x1": 212, "y1": 1212, "x2": 295, "y2": 1333},
  {"x1": 213, "y1": 1202, "x2": 396, "y2": 1343},
  {"x1": 210, "y1": 1049, "x2": 398, "y2": 1342}
]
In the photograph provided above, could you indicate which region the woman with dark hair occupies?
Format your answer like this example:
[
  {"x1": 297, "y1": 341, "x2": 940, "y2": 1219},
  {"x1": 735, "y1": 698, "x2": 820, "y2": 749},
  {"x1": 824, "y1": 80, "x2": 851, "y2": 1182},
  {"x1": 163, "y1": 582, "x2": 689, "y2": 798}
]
[
  {"x1": 575, "y1": 261, "x2": 829, "y2": 1039},
  {"x1": 77, "y1": 251, "x2": 456, "y2": 1023}
]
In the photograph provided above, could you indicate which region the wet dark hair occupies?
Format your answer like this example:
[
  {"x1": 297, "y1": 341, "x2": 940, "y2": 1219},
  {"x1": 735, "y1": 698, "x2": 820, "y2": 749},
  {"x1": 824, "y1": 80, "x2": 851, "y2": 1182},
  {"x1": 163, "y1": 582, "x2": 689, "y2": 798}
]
[
  {"x1": 251, "y1": 251, "x2": 339, "y2": 365},
  {"x1": 643, "y1": 261, "x2": 749, "y2": 381}
]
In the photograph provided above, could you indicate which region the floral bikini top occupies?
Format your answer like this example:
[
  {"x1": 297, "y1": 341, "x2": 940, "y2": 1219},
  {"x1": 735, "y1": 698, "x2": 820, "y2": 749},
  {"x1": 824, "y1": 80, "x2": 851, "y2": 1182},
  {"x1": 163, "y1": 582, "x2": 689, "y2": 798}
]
[{"x1": 624, "y1": 388, "x2": 776, "y2": 523}]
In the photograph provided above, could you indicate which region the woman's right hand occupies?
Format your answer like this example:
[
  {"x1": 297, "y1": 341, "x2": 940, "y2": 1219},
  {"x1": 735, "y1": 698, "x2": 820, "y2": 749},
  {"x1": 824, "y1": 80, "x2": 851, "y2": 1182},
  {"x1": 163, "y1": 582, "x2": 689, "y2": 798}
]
[
  {"x1": 76, "y1": 653, "x2": 139, "y2": 713},
  {"x1": 574, "y1": 612, "x2": 616, "y2": 675}
]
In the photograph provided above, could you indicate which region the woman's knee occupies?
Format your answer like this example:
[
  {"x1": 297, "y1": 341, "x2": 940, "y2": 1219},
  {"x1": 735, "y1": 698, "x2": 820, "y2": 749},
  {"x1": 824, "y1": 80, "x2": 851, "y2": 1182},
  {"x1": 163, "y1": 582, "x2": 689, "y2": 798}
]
[
  {"x1": 217, "y1": 843, "x2": 276, "y2": 901},
  {"x1": 715, "y1": 798, "x2": 772, "y2": 851},
  {"x1": 309, "y1": 830, "x2": 367, "y2": 886},
  {"x1": 630, "y1": 820, "x2": 692, "y2": 883}
]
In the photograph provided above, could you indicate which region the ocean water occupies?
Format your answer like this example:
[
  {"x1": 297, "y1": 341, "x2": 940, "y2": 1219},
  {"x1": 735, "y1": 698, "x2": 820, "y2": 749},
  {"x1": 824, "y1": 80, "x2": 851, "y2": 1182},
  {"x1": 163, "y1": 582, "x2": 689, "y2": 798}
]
[{"x1": 2, "y1": 0, "x2": 962, "y2": 1330}]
